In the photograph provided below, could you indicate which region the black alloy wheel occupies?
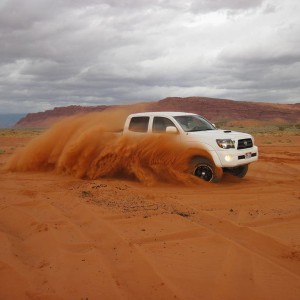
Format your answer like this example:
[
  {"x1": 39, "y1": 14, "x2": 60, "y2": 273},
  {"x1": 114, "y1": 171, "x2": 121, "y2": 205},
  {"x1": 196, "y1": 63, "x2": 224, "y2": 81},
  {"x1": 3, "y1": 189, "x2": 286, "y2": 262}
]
[{"x1": 194, "y1": 164, "x2": 214, "y2": 182}]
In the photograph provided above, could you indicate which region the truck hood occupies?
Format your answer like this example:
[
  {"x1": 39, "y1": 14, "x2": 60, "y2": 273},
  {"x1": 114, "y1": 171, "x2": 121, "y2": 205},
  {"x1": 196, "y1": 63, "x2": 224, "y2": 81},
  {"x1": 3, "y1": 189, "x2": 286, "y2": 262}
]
[{"x1": 186, "y1": 129, "x2": 252, "y2": 140}]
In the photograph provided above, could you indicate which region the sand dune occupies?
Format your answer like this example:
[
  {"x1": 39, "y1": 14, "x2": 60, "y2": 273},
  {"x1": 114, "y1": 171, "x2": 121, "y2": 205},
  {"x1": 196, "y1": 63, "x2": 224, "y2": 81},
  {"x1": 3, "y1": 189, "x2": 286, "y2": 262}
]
[{"x1": 0, "y1": 129, "x2": 300, "y2": 299}]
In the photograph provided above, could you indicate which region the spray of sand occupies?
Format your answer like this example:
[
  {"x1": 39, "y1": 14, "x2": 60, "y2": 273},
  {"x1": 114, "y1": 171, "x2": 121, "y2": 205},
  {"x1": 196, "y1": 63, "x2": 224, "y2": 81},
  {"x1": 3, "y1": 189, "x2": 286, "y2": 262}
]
[{"x1": 5, "y1": 108, "x2": 213, "y2": 185}]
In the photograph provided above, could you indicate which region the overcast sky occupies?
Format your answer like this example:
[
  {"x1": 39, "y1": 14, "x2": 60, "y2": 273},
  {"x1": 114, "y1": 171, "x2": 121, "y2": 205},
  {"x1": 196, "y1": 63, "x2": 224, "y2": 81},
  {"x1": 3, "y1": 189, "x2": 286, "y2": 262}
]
[{"x1": 1, "y1": 0, "x2": 300, "y2": 113}]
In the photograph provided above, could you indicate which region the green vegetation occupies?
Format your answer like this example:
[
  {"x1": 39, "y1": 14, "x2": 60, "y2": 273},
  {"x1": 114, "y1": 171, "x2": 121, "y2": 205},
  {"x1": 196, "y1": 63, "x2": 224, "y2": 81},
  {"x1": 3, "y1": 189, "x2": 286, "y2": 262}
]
[
  {"x1": 0, "y1": 149, "x2": 5, "y2": 154},
  {"x1": 0, "y1": 128, "x2": 45, "y2": 137},
  {"x1": 215, "y1": 122, "x2": 300, "y2": 135}
]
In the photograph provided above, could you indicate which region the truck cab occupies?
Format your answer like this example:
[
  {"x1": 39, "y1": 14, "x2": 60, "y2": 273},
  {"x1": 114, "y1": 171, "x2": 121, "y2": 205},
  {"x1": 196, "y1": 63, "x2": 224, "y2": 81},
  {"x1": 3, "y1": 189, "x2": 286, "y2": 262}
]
[{"x1": 124, "y1": 112, "x2": 258, "y2": 182}]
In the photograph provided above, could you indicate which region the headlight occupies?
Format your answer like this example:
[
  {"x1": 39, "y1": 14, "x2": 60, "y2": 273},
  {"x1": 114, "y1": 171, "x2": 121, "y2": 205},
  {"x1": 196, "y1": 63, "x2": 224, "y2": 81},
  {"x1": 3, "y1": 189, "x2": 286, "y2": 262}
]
[
  {"x1": 225, "y1": 155, "x2": 233, "y2": 162},
  {"x1": 216, "y1": 139, "x2": 235, "y2": 149}
]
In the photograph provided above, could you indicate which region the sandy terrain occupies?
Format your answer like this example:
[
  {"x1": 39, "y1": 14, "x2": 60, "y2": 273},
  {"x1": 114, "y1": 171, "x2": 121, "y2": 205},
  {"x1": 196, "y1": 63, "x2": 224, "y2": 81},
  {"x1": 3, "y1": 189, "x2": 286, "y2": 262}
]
[{"x1": 0, "y1": 128, "x2": 300, "y2": 300}]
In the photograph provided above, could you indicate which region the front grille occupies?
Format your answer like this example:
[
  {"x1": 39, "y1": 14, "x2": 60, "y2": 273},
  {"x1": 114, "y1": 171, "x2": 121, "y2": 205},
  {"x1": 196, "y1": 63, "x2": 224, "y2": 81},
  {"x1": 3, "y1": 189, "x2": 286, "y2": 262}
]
[{"x1": 237, "y1": 138, "x2": 253, "y2": 150}]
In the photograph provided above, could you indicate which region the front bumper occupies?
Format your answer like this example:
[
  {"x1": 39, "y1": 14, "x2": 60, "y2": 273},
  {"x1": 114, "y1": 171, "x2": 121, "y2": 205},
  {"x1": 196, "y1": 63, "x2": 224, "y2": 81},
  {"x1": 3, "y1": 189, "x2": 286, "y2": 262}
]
[{"x1": 212, "y1": 146, "x2": 258, "y2": 167}]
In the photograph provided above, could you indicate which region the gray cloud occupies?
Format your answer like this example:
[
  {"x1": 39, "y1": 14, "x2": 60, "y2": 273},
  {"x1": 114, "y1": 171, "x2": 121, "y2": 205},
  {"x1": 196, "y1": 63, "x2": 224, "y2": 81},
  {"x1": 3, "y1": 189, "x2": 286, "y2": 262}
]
[
  {"x1": 189, "y1": 0, "x2": 266, "y2": 13},
  {"x1": 0, "y1": 0, "x2": 299, "y2": 113}
]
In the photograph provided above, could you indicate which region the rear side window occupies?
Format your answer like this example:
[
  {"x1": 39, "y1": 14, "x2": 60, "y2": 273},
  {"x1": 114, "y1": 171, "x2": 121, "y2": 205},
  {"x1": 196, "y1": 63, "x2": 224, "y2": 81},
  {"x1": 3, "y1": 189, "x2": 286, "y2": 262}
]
[
  {"x1": 152, "y1": 117, "x2": 176, "y2": 133},
  {"x1": 128, "y1": 117, "x2": 149, "y2": 132}
]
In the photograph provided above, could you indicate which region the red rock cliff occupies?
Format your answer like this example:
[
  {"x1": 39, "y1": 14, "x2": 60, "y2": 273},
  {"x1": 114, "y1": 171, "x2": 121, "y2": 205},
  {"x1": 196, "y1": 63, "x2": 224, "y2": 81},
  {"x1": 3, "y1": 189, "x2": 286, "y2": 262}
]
[{"x1": 15, "y1": 97, "x2": 300, "y2": 127}]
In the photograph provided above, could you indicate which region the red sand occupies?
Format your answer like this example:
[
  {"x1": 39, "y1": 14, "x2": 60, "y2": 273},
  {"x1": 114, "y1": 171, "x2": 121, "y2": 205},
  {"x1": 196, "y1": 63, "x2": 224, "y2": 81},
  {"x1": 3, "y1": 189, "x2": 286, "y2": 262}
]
[{"x1": 0, "y1": 120, "x2": 300, "y2": 299}]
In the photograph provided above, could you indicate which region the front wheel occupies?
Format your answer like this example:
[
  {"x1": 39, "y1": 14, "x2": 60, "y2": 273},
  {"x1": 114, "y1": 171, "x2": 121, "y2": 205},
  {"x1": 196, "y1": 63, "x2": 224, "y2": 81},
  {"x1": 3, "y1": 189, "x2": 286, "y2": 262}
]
[{"x1": 190, "y1": 157, "x2": 223, "y2": 183}]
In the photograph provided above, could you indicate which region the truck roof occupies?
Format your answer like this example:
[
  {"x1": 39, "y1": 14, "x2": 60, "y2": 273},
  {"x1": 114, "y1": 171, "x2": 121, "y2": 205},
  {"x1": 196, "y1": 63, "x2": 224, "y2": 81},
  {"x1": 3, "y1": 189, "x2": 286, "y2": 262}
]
[{"x1": 128, "y1": 112, "x2": 198, "y2": 117}]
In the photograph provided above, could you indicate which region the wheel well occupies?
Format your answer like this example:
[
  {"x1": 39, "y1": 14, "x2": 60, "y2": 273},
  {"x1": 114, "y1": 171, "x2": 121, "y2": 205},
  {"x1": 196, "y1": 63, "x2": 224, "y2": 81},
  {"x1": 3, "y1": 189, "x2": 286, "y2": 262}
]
[{"x1": 189, "y1": 155, "x2": 211, "y2": 164}]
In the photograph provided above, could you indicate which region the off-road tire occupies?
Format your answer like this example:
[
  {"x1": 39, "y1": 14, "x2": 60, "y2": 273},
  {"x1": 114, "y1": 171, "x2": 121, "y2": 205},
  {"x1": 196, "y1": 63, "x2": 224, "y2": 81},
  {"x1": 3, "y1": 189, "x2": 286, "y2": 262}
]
[{"x1": 190, "y1": 157, "x2": 223, "y2": 183}]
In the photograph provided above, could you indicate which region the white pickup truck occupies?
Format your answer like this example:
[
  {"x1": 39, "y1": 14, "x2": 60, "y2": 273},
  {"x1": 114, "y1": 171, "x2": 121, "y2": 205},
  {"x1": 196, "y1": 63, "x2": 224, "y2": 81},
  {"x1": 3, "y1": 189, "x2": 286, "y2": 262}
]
[{"x1": 123, "y1": 112, "x2": 258, "y2": 182}]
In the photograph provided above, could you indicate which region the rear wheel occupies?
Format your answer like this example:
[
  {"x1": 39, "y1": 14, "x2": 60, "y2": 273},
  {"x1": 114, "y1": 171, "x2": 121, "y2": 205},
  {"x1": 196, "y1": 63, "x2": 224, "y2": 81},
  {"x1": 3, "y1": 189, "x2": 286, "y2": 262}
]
[
  {"x1": 191, "y1": 157, "x2": 223, "y2": 183},
  {"x1": 228, "y1": 164, "x2": 248, "y2": 178}
]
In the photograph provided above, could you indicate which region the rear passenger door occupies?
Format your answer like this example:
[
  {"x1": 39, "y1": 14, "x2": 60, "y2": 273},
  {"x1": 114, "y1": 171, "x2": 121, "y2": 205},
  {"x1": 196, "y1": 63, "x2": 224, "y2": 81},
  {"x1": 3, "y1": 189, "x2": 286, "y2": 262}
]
[{"x1": 128, "y1": 116, "x2": 150, "y2": 135}]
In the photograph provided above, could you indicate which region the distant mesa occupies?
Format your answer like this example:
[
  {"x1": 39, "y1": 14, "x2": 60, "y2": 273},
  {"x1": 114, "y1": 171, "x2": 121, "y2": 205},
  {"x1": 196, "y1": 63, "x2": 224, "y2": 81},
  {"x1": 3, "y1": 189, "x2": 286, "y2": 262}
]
[
  {"x1": 15, "y1": 97, "x2": 300, "y2": 127},
  {"x1": 15, "y1": 105, "x2": 108, "y2": 128}
]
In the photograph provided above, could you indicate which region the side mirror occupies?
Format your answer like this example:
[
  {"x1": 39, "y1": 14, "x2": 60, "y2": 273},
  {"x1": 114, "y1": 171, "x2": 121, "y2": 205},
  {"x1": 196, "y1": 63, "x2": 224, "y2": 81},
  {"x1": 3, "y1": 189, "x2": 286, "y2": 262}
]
[
  {"x1": 212, "y1": 123, "x2": 216, "y2": 128},
  {"x1": 166, "y1": 126, "x2": 178, "y2": 134}
]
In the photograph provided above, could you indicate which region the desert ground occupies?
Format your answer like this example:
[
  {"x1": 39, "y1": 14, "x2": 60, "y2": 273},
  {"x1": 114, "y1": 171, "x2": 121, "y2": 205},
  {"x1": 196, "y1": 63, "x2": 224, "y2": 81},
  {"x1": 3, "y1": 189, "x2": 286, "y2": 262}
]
[{"x1": 0, "y1": 126, "x2": 300, "y2": 300}]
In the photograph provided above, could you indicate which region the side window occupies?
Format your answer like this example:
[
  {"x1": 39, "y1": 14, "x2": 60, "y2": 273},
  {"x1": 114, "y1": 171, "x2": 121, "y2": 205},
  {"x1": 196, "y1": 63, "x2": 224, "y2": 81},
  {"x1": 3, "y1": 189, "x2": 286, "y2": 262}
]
[
  {"x1": 152, "y1": 117, "x2": 176, "y2": 133},
  {"x1": 128, "y1": 117, "x2": 149, "y2": 132}
]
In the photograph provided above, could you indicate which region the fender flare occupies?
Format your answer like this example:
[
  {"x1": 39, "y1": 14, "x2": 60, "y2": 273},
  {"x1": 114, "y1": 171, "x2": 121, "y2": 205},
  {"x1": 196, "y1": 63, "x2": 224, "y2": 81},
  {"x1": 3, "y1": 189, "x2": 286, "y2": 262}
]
[{"x1": 188, "y1": 142, "x2": 222, "y2": 168}]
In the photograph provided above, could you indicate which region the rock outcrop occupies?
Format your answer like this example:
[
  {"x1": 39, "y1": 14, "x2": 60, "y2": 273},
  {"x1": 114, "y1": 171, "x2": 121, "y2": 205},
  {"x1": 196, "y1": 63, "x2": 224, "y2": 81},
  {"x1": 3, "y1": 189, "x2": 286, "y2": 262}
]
[{"x1": 15, "y1": 97, "x2": 300, "y2": 127}]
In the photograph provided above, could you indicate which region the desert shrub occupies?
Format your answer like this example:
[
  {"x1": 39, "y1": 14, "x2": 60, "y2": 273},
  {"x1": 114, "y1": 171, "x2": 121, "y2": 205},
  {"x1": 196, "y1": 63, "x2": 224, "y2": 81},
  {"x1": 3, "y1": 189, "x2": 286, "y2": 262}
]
[{"x1": 81, "y1": 191, "x2": 92, "y2": 198}]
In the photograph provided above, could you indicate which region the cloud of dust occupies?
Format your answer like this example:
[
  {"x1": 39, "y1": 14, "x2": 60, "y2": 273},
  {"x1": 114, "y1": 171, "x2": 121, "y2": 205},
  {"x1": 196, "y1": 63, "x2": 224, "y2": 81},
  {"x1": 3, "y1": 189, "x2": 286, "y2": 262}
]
[{"x1": 5, "y1": 107, "x2": 212, "y2": 185}]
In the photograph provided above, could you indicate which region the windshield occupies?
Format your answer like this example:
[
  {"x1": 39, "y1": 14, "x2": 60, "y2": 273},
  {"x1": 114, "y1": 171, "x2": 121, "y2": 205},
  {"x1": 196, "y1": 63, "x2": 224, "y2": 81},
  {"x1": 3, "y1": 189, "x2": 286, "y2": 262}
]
[{"x1": 174, "y1": 115, "x2": 215, "y2": 132}]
